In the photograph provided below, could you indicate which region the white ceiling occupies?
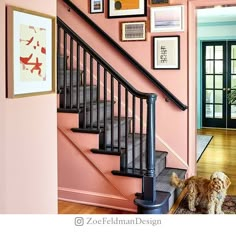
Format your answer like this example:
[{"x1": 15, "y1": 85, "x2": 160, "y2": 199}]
[{"x1": 197, "y1": 6, "x2": 236, "y2": 23}]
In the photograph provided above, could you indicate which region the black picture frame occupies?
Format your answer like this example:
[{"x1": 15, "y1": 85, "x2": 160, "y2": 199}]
[
  {"x1": 90, "y1": 0, "x2": 104, "y2": 14},
  {"x1": 153, "y1": 36, "x2": 180, "y2": 70},
  {"x1": 108, "y1": 0, "x2": 147, "y2": 18},
  {"x1": 151, "y1": 0, "x2": 169, "y2": 4}
]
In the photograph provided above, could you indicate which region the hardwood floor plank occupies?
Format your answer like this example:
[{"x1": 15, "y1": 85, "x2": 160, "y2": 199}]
[{"x1": 197, "y1": 128, "x2": 236, "y2": 196}]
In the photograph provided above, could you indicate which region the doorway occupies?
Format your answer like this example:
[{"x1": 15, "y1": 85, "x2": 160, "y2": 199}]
[{"x1": 202, "y1": 41, "x2": 236, "y2": 128}]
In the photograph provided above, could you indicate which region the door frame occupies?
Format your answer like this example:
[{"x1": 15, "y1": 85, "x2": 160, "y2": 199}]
[{"x1": 188, "y1": 0, "x2": 236, "y2": 176}]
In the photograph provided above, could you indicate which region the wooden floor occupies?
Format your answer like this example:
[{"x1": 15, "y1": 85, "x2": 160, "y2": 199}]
[
  {"x1": 197, "y1": 128, "x2": 236, "y2": 196},
  {"x1": 58, "y1": 128, "x2": 236, "y2": 214}
]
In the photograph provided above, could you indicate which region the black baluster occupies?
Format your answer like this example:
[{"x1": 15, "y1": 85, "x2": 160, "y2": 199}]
[
  {"x1": 132, "y1": 95, "x2": 136, "y2": 169},
  {"x1": 63, "y1": 31, "x2": 67, "y2": 109},
  {"x1": 83, "y1": 49, "x2": 87, "y2": 128},
  {"x1": 76, "y1": 43, "x2": 80, "y2": 110},
  {"x1": 140, "y1": 98, "x2": 143, "y2": 170},
  {"x1": 111, "y1": 75, "x2": 114, "y2": 151},
  {"x1": 97, "y1": 63, "x2": 100, "y2": 130},
  {"x1": 125, "y1": 88, "x2": 128, "y2": 169},
  {"x1": 104, "y1": 70, "x2": 107, "y2": 150},
  {"x1": 70, "y1": 37, "x2": 73, "y2": 109},
  {"x1": 118, "y1": 82, "x2": 121, "y2": 152},
  {"x1": 90, "y1": 55, "x2": 93, "y2": 128}
]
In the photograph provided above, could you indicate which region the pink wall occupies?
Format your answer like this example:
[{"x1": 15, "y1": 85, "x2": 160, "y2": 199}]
[
  {"x1": 58, "y1": 0, "x2": 189, "y2": 172},
  {"x1": 0, "y1": 0, "x2": 57, "y2": 213}
]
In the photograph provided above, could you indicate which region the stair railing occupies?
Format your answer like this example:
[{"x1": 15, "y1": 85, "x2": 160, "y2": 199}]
[
  {"x1": 57, "y1": 18, "x2": 156, "y2": 202},
  {"x1": 62, "y1": 0, "x2": 188, "y2": 111}
]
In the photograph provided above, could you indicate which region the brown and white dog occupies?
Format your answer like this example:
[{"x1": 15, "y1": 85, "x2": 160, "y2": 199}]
[{"x1": 170, "y1": 171, "x2": 231, "y2": 214}]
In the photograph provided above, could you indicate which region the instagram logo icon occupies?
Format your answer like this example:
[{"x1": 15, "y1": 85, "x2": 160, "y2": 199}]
[{"x1": 75, "y1": 217, "x2": 84, "y2": 226}]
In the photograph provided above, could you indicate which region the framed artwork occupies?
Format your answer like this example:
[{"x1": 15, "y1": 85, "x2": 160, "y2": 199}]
[
  {"x1": 150, "y1": 0, "x2": 169, "y2": 4},
  {"x1": 6, "y1": 6, "x2": 56, "y2": 98},
  {"x1": 153, "y1": 36, "x2": 180, "y2": 69},
  {"x1": 108, "y1": 0, "x2": 147, "y2": 18},
  {"x1": 90, "y1": 0, "x2": 104, "y2": 14},
  {"x1": 120, "y1": 21, "x2": 146, "y2": 41},
  {"x1": 150, "y1": 5, "x2": 184, "y2": 32}
]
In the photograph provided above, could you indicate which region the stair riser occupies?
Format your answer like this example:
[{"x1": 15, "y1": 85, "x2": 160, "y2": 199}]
[
  {"x1": 155, "y1": 157, "x2": 166, "y2": 177},
  {"x1": 79, "y1": 103, "x2": 112, "y2": 127},
  {"x1": 99, "y1": 120, "x2": 130, "y2": 148},
  {"x1": 60, "y1": 87, "x2": 97, "y2": 108},
  {"x1": 57, "y1": 56, "x2": 65, "y2": 71},
  {"x1": 58, "y1": 71, "x2": 81, "y2": 89},
  {"x1": 124, "y1": 141, "x2": 146, "y2": 168}
]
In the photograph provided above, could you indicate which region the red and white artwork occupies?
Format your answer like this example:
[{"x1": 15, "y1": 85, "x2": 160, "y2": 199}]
[{"x1": 19, "y1": 24, "x2": 47, "y2": 81}]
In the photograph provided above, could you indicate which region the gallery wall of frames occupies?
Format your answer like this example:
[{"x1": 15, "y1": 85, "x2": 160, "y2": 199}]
[{"x1": 89, "y1": 0, "x2": 184, "y2": 70}]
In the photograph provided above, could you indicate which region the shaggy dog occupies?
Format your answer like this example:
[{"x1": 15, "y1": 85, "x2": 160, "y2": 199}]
[{"x1": 170, "y1": 171, "x2": 231, "y2": 214}]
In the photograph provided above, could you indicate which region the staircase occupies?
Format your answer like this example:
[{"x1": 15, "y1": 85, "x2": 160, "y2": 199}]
[{"x1": 57, "y1": 18, "x2": 186, "y2": 214}]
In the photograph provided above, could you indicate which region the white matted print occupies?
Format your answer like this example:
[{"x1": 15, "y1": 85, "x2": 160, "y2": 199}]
[
  {"x1": 150, "y1": 5, "x2": 184, "y2": 32},
  {"x1": 90, "y1": 0, "x2": 104, "y2": 14},
  {"x1": 153, "y1": 36, "x2": 180, "y2": 69},
  {"x1": 120, "y1": 21, "x2": 146, "y2": 41},
  {"x1": 6, "y1": 6, "x2": 56, "y2": 98}
]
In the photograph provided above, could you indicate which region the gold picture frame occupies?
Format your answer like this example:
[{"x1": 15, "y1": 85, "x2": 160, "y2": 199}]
[{"x1": 6, "y1": 6, "x2": 56, "y2": 98}]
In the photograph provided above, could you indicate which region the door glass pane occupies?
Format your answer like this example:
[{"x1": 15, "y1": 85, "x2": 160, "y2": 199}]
[
  {"x1": 206, "y1": 104, "x2": 213, "y2": 118},
  {"x1": 231, "y1": 45, "x2": 236, "y2": 59},
  {"x1": 206, "y1": 61, "x2": 213, "y2": 74},
  {"x1": 206, "y1": 46, "x2": 214, "y2": 59},
  {"x1": 229, "y1": 89, "x2": 236, "y2": 104},
  {"x1": 231, "y1": 105, "x2": 236, "y2": 119},
  {"x1": 215, "y1": 105, "x2": 223, "y2": 118},
  {"x1": 215, "y1": 46, "x2": 223, "y2": 59},
  {"x1": 231, "y1": 75, "x2": 236, "y2": 88},
  {"x1": 206, "y1": 90, "x2": 213, "y2": 103},
  {"x1": 215, "y1": 61, "x2": 223, "y2": 74},
  {"x1": 206, "y1": 75, "x2": 213, "y2": 88},
  {"x1": 231, "y1": 60, "x2": 236, "y2": 74},
  {"x1": 215, "y1": 75, "x2": 223, "y2": 88},
  {"x1": 215, "y1": 90, "x2": 223, "y2": 103}
]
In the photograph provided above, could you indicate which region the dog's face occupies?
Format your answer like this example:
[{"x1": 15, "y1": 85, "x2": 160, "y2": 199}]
[{"x1": 210, "y1": 172, "x2": 231, "y2": 192}]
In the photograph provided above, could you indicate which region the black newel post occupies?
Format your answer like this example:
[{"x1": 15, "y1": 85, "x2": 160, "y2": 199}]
[{"x1": 143, "y1": 94, "x2": 156, "y2": 202}]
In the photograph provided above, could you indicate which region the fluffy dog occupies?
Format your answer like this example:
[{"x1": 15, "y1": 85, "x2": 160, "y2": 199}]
[{"x1": 170, "y1": 171, "x2": 231, "y2": 214}]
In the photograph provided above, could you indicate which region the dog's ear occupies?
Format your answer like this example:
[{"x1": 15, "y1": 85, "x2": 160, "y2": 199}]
[{"x1": 224, "y1": 175, "x2": 231, "y2": 189}]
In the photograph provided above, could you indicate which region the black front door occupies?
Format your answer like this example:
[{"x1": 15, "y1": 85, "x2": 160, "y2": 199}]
[{"x1": 202, "y1": 41, "x2": 236, "y2": 128}]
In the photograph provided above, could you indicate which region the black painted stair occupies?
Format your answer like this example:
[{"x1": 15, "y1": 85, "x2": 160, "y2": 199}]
[{"x1": 57, "y1": 50, "x2": 186, "y2": 213}]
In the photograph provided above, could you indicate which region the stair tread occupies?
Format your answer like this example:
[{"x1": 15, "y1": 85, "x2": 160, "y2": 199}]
[
  {"x1": 128, "y1": 150, "x2": 167, "y2": 168},
  {"x1": 60, "y1": 84, "x2": 97, "y2": 91},
  {"x1": 81, "y1": 100, "x2": 114, "y2": 111},
  {"x1": 111, "y1": 133, "x2": 146, "y2": 149},
  {"x1": 87, "y1": 116, "x2": 132, "y2": 129}
]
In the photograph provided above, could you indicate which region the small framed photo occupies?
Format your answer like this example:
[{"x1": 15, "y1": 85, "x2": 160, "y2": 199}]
[
  {"x1": 150, "y1": 5, "x2": 184, "y2": 32},
  {"x1": 120, "y1": 21, "x2": 146, "y2": 41},
  {"x1": 90, "y1": 0, "x2": 104, "y2": 14},
  {"x1": 6, "y1": 6, "x2": 56, "y2": 98},
  {"x1": 108, "y1": 0, "x2": 147, "y2": 18},
  {"x1": 153, "y1": 36, "x2": 180, "y2": 70},
  {"x1": 150, "y1": 0, "x2": 169, "y2": 5}
]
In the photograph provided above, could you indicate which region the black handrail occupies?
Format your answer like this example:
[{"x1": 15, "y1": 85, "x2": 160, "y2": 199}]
[
  {"x1": 62, "y1": 0, "x2": 188, "y2": 111},
  {"x1": 58, "y1": 18, "x2": 153, "y2": 100}
]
